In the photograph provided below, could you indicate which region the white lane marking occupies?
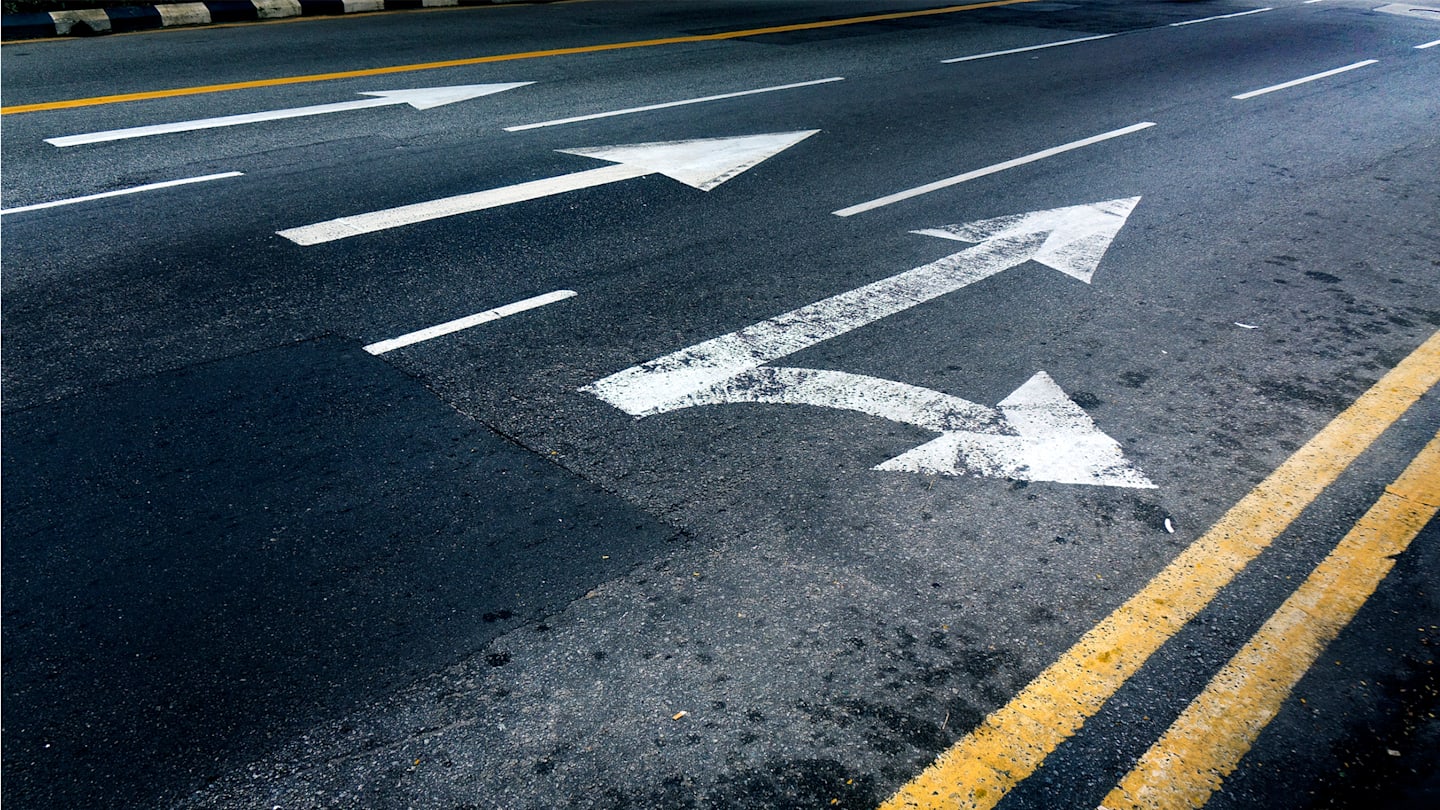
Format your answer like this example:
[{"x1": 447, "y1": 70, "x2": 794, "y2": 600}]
[
  {"x1": 1232, "y1": 59, "x2": 1379, "y2": 99},
  {"x1": 46, "y1": 83, "x2": 532, "y2": 147},
  {"x1": 1170, "y1": 7, "x2": 1274, "y2": 26},
  {"x1": 941, "y1": 34, "x2": 1114, "y2": 63},
  {"x1": 832, "y1": 122, "x2": 1154, "y2": 217},
  {"x1": 1417, "y1": 38, "x2": 1440, "y2": 49},
  {"x1": 363, "y1": 290, "x2": 577, "y2": 355},
  {"x1": 503, "y1": 77, "x2": 845, "y2": 132},
  {"x1": 1303, "y1": 0, "x2": 1325, "y2": 4},
  {"x1": 0, "y1": 171, "x2": 243, "y2": 215},
  {"x1": 584, "y1": 197, "x2": 1152, "y2": 487},
  {"x1": 589, "y1": 197, "x2": 1138, "y2": 414},
  {"x1": 279, "y1": 130, "x2": 820, "y2": 245}
]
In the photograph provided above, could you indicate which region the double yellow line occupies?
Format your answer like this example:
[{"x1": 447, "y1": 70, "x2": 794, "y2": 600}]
[
  {"x1": 884, "y1": 329, "x2": 1440, "y2": 810},
  {"x1": 1, "y1": 0, "x2": 1039, "y2": 116}
]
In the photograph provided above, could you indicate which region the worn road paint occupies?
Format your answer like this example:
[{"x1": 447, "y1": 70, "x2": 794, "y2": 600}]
[
  {"x1": 363, "y1": 290, "x2": 576, "y2": 355},
  {"x1": 585, "y1": 198, "x2": 1153, "y2": 487},
  {"x1": 1169, "y1": 7, "x2": 1273, "y2": 26},
  {"x1": 46, "y1": 83, "x2": 531, "y2": 147},
  {"x1": 0, "y1": 171, "x2": 243, "y2": 215},
  {"x1": 1099, "y1": 432, "x2": 1440, "y2": 810},
  {"x1": 503, "y1": 77, "x2": 844, "y2": 132},
  {"x1": 941, "y1": 35, "x2": 1114, "y2": 64},
  {"x1": 1232, "y1": 60, "x2": 1379, "y2": 100},
  {"x1": 832, "y1": 123, "x2": 1154, "y2": 217},
  {"x1": 879, "y1": 329, "x2": 1440, "y2": 810},
  {"x1": 277, "y1": 130, "x2": 819, "y2": 244},
  {"x1": 1, "y1": 0, "x2": 1040, "y2": 115}
]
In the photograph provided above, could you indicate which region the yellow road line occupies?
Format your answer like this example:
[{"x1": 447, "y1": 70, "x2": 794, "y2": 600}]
[
  {"x1": 1098, "y1": 431, "x2": 1440, "y2": 810},
  {"x1": 880, "y1": 329, "x2": 1440, "y2": 810},
  {"x1": 0, "y1": 0, "x2": 1038, "y2": 115}
]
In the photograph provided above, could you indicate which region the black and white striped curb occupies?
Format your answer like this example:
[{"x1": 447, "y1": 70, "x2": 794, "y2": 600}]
[{"x1": 2, "y1": 0, "x2": 550, "y2": 41}]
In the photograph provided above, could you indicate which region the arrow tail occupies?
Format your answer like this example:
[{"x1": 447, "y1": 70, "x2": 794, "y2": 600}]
[
  {"x1": 278, "y1": 163, "x2": 650, "y2": 245},
  {"x1": 585, "y1": 232, "x2": 1045, "y2": 415},
  {"x1": 47, "y1": 97, "x2": 398, "y2": 147}
]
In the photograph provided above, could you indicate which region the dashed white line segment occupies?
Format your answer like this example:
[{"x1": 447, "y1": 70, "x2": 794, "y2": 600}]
[
  {"x1": 1232, "y1": 59, "x2": 1379, "y2": 99},
  {"x1": 0, "y1": 171, "x2": 244, "y2": 215},
  {"x1": 831, "y1": 122, "x2": 1155, "y2": 217},
  {"x1": 1417, "y1": 38, "x2": 1440, "y2": 49},
  {"x1": 363, "y1": 290, "x2": 577, "y2": 355},
  {"x1": 1170, "y1": 7, "x2": 1273, "y2": 26},
  {"x1": 941, "y1": 34, "x2": 1114, "y2": 64},
  {"x1": 503, "y1": 77, "x2": 845, "y2": 132}
]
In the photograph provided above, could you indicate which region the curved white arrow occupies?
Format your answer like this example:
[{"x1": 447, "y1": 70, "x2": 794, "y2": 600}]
[
  {"x1": 46, "y1": 83, "x2": 533, "y2": 147},
  {"x1": 584, "y1": 196, "x2": 1154, "y2": 488},
  {"x1": 277, "y1": 130, "x2": 819, "y2": 245}
]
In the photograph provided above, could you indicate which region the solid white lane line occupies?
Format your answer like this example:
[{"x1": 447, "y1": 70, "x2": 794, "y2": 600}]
[
  {"x1": 363, "y1": 290, "x2": 577, "y2": 355},
  {"x1": 1417, "y1": 39, "x2": 1440, "y2": 49},
  {"x1": 831, "y1": 122, "x2": 1154, "y2": 217},
  {"x1": 1233, "y1": 59, "x2": 1379, "y2": 99},
  {"x1": 941, "y1": 34, "x2": 1114, "y2": 63},
  {"x1": 0, "y1": 171, "x2": 243, "y2": 215},
  {"x1": 1170, "y1": 7, "x2": 1273, "y2": 26},
  {"x1": 503, "y1": 77, "x2": 845, "y2": 132}
]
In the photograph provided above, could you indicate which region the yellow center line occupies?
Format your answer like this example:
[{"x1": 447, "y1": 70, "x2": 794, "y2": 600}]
[
  {"x1": 880, "y1": 329, "x2": 1440, "y2": 810},
  {"x1": 1099, "y1": 431, "x2": 1440, "y2": 810},
  {"x1": 0, "y1": 0, "x2": 1039, "y2": 115}
]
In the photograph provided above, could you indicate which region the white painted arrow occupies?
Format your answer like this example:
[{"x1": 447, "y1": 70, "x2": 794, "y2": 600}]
[
  {"x1": 46, "y1": 83, "x2": 533, "y2": 147},
  {"x1": 277, "y1": 130, "x2": 819, "y2": 246},
  {"x1": 583, "y1": 196, "x2": 1154, "y2": 488}
]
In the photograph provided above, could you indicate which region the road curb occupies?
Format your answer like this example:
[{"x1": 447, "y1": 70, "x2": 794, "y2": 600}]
[{"x1": 1, "y1": 0, "x2": 556, "y2": 41}]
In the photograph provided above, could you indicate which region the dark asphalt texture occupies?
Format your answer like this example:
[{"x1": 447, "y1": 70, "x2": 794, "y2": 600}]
[{"x1": 3, "y1": 1, "x2": 1439, "y2": 808}]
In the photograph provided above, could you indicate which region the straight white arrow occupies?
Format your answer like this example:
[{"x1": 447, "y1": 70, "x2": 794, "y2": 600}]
[
  {"x1": 583, "y1": 196, "x2": 1154, "y2": 488},
  {"x1": 45, "y1": 83, "x2": 533, "y2": 147},
  {"x1": 277, "y1": 130, "x2": 820, "y2": 245}
]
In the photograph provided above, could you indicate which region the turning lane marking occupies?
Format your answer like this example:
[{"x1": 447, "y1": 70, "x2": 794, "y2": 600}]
[
  {"x1": 832, "y1": 122, "x2": 1154, "y2": 217},
  {"x1": 941, "y1": 35, "x2": 1114, "y2": 64},
  {"x1": 363, "y1": 290, "x2": 576, "y2": 355},
  {"x1": 503, "y1": 77, "x2": 844, "y2": 132},
  {"x1": 1232, "y1": 59, "x2": 1379, "y2": 99},
  {"x1": 1169, "y1": 7, "x2": 1274, "y2": 27},
  {"x1": 1100, "y1": 432, "x2": 1440, "y2": 810},
  {"x1": 1, "y1": 0, "x2": 1040, "y2": 115},
  {"x1": 586, "y1": 198, "x2": 1154, "y2": 487},
  {"x1": 880, "y1": 329, "x2": 1440, "y2": 810},
  {"x1": 0, "y1": 171, "x2": 243, "y2": 215}
]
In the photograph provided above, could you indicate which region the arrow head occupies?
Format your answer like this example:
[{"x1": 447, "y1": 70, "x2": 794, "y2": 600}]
[
  {"x1": 358, "y1": 82, "x2": 534, "y2": 110},
  {"x1": 557, "y1": 130, "x2": 821, "y2": 191},
  {"x1": 875, "y1": 371, "x2": 1155, "y2": 488},
  {"x1": 910, "y1": 196, "x2": 1141, "y2": 283}
]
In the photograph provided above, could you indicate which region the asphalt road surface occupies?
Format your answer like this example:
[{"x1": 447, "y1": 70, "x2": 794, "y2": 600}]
[{"x1": 3, "y1": 1, "x2": 1439, "y2": 808}]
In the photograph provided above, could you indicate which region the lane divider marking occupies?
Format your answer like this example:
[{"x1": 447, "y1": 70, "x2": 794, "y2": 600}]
[
  {"x1": 0, "y1": 0, "x2": 1039, "y2": 115},
  {"x1": 1416, "y1": 38, "x2": 1440, "y2": 49},
  {"x1": 1169, "y1": 7, "x2": 1274, "y2": 27},
  {"x1": 879, "y1": 329, "x2": 1440, "y2": 810},
  {"x1": 832, "y1": 122, "x2": 1154, "y2": 217},
  {"x1": 502, "y1": 76, "x2": 845, "y2": 132},
  {"x1": 941, "y1": 34, "x2": 1114, "y2": 64},
  {"x1": 1232, "y1": 59, "x2": 1379, "y2": 99},
  {"x1": 0, "y1": 171, "x2": 243, "y2": 215},
  {"x1": 1099, "y1": 430, "x2": 1440, "y2": 810},
  {"x1": 362, "y1": 290, "x2": 576, "y2": 355}
]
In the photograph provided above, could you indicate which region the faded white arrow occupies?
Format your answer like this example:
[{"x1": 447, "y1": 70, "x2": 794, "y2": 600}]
[
  {"x1": 277, "y1": 130, "x2": 819, "y2": 245},
  {"x1": 46, "y1": 83, "x2": 533, "y2": 147},
  {"x1": 583, "y1": 196, "x2": 1155, "y2": 488}
]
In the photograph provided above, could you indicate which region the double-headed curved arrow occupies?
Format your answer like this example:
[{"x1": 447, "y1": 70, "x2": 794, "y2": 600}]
[{"x1": 584, "y1": 197, "x2": 1154, "y2": 488}]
